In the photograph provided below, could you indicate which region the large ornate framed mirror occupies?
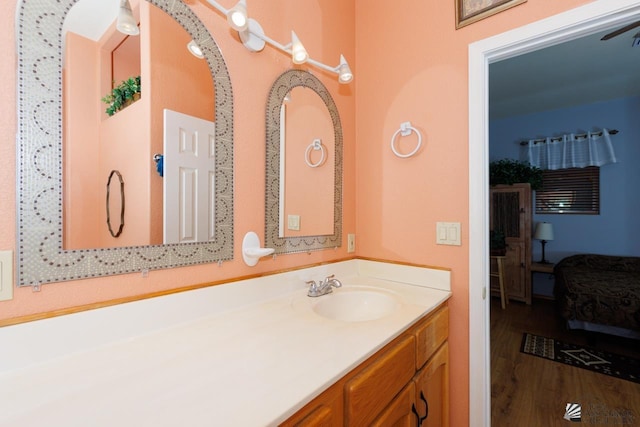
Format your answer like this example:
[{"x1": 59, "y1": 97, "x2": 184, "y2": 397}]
[
  {"x1": 265, "y1": 70, "x2": 343, "y2": 253},
  {"x1": 16, "y1": 0, "x2": 234, "y2": 286}
]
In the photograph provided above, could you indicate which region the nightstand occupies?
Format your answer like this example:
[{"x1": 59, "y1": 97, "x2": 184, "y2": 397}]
[
  {"x1": 531, "y1": 262, "x2": 555, "y2": 274},
  {"x1": 531, "y1": 262, "x2": 555, "y2": 300}
]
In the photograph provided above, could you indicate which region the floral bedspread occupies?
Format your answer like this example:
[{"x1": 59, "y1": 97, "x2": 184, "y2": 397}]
[{"x1": 554, "y1": 254, "x2": 640, "y2": 332}]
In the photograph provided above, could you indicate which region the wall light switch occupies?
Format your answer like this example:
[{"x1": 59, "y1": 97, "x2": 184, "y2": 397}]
[
  {"x1": 436, "y1": 222, "x2": 461, "y2": 246},
  {"x1": 287, "y1": 215, "x2": 300, "y2": 231},
  {"x1": 0, "y1": 250, "x2": 14, "y2": 301}
]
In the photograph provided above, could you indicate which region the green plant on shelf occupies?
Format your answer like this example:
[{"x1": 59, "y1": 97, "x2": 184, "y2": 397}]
[
  {"x1": 489, "y1": 158, "x2": 543, "y2": 190},
  {"x1": 101, "y1": 76, "x2": 141, "y2": 117}
]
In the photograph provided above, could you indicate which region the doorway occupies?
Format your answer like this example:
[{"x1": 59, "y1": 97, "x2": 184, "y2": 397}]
[{"x1": 468, "y1": 1, "x2": 640, "y2": 425}]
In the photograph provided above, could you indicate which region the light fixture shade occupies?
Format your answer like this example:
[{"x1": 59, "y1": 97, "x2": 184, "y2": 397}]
[
  {"x1": 117, "y1": 0, "x2": 140, "y2": 36},
  {"x1": 291, "y1": 31, "x2": 309, "y2": 64},
  {"x1": 534, "y1": 222, "x2": 554, "y2": 241},
  {"x1": 337, "y1": 54, "x2": 353, "y2": 84},
  {"x1": 227, "y1": 0, "x2": 248, "y2": 32}
]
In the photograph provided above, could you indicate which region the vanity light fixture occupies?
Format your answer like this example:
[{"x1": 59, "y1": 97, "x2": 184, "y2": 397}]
[
  {"x1": 116, "y1": 0, "x2": 140, "y2": 36},
  {"x1": 205, "y1": 0, "x2": 353, "y2": 83}
]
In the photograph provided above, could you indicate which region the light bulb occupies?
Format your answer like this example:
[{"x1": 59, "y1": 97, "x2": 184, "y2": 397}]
[
  {"x1": 227, "y1": 0, "x2": 248, "y2": 32},
  {"x1": 291, "y1": 31, "x2": 308, "y2": 64},
  {"x1": 338, "y1": 55, "x2": 353, "y2": 83},
  {"x1": 187, "y1": 40, "x2": 204, "y2": 58}
]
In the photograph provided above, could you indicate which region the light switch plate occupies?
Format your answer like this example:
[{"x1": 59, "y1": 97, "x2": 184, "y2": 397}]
[
  {"x1": 287, "y1": 215, "x2": 300, "y2": 231},
  {"x1": 436, "y1": 222, "x2": 461, "y2": 246},
  {"x1": 0, "y1": 250, "x2": 14, "y2": 301}
]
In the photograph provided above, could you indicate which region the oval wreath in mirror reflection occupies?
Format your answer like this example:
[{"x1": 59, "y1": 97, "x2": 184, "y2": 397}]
[{"x1": 106, "y1": 170, "x2": 125, "y2": 238}]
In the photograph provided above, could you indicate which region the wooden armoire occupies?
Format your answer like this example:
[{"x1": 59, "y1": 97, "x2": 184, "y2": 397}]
[{"x1": 490, "y1": 183, "x2": 532, "y2": 305}]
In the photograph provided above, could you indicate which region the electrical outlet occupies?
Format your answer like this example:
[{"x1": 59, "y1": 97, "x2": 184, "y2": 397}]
[
  {"x1": 347, "y1": 234, "x2": 356, "y2": 253},
  {"x1": 0, "y1": 250, "x2": 14, "y2": 301}
]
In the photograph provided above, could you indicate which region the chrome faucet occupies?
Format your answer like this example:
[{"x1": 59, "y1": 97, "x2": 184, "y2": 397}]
[{"x1": 306, "y1": 274, "x2": 343, "y2": 297}]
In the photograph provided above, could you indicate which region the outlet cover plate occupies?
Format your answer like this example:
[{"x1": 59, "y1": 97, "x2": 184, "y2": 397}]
[{"x1": 0, "y1": 250, "x2": 14, "y2": 301}]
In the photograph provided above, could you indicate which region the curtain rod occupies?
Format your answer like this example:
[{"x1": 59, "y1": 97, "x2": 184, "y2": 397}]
[{"x1": 518, "y1": 129, "x2": 618, "y2": 146}]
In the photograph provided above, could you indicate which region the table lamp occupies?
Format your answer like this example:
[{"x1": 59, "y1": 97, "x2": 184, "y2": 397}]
[{"x1": 534, "y1": 222, "x2": 554, "y2": 264}]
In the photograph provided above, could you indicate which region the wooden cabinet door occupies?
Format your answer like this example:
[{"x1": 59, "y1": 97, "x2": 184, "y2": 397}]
[
  {"x1": 290, "y1": 406, "x2": 334, "y2": 427},
  {"x1": 413, "y1": 342, "x2": 449, "y2": 427},
  {"x1": 346, "y1": 336, "x2": 416, "y2": 427},
  {"x1": 280, "y1": 382, "x2": 343, "y2": 427},
  {"x1": 489, "y1": 184, "x2": 532, "y2": 304},
  {"x1": 371, "y1": 382, "x2": 417, "y2": 427}
]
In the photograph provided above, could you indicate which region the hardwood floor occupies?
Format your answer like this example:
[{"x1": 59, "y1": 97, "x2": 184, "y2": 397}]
[{"x1": 490, "y1": 297, "x2": 640, "y2": 426}]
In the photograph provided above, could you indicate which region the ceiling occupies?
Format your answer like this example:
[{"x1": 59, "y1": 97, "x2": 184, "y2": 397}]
[
  {"x1": 63, "y1": 0, "x2": 116, "y2": 41},
  {"x1": 489, "y1": 25, "x2": 640, "y2": 119}
]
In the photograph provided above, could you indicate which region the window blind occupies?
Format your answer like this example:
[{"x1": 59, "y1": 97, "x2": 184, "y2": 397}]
[{"x1": 535, "y1": 167, "x2": 599, "y2": 215}]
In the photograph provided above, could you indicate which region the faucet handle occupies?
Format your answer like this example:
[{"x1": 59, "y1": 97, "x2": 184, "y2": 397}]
[
  {"x1": 306, "y1": 280, "x2": 317, "y2": 289},
  {"x1": 324, "y1": 274, "x2": 335, "y2": 282}
]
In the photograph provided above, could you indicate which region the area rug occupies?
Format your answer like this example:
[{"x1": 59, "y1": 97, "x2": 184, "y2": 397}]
[{"x1": 520, "y1": 333, "x2": 640, "y2": 384}]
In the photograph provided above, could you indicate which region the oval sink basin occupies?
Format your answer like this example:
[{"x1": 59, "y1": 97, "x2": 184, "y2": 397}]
[{"x1": 310, "y1": 287, "x2": 401, "y2": 322}]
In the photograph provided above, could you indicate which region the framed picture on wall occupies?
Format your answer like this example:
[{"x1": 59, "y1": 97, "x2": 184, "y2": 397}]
[{"x1": 456, "y1": 0, "x2": 526, "y2": 29}]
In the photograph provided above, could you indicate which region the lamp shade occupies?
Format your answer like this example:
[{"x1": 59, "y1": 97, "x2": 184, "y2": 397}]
[
  {"x1": 337, "y1": 54, "x2": 353, "y2": 84},
  {"x1": 117, "y1": 0, "x2": 139, "y2": 36},
  {"x1": 534, "y1": 222, "x2": 554, "y2": 241},
  {"x1": 291, "y1": 31, "x2": 309, "y2": 64}
]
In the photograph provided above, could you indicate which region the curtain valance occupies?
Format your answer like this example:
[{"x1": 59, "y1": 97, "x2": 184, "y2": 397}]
[{"x1": 523, "y1": 129, "x2": 617, "y2": 170}]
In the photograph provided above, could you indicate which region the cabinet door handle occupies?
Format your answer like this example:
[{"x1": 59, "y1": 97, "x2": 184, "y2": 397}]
[
  {"x1": 412, "y1": 391, "x2": 429, "y2": 425},
  {"x1": 420, "y1": 391, "x2": 429, "y2": 422},
  {"x1": 411, "y1": 403, "x2": 421, "y2": 425}
]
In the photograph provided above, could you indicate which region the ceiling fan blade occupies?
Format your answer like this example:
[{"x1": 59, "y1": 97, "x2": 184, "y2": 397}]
[{"x1": 601, "y1": 20, "x2": 640, "y2": 40}]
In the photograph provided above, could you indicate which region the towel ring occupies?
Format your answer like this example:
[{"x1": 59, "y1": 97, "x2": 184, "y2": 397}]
[
  {"x1": 391, "y1": 121, "x2": 422, "y2": 158},
  {"x1": 305, "y1": 139, "x2": 326, "y2": 168}
]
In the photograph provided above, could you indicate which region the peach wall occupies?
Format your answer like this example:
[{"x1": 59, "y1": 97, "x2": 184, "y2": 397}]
[
  {"x1": 63, "y1": 32, "x2": 102, "y2": 249},
  {"x1": 355, "y1": 0, "x2": 591, "y2": 426}
]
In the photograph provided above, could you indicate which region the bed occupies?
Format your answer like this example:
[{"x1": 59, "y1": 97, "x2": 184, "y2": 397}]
[{"x1": 554, "y1": 254, "x2": 640, "y2": 339}]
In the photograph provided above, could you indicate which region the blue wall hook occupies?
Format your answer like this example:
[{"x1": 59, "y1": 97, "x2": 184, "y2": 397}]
[{"x1": 153, "y1": 154, "x2": 164, "y2": 177}]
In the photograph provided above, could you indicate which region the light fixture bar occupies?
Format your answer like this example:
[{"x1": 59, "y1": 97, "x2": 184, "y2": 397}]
[{"x1": 204, "y1": 0, "x2": 353, "y2": 83}]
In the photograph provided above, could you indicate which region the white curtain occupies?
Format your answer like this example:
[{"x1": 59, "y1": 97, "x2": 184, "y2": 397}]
[{"x1": 524, "y1": 129, "x2": 617, "y2": 170}]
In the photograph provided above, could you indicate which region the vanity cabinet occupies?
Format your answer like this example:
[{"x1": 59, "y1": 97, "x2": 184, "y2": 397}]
[{"x1": 281, "y1": 304, "x2": 449, "y2": 426}]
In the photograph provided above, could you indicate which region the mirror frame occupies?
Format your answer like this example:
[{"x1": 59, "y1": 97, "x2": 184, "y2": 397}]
[
  {"x1": 265, "y1": 70, "x2": 343, "y2": 254},
  {"x1": 16, "y1": 0, "x2": 234, "y2": 286}
]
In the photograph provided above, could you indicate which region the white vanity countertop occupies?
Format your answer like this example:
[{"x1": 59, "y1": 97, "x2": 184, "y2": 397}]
[{"x1": 0, "y1": 260, "x2": 451, "y2": 426}]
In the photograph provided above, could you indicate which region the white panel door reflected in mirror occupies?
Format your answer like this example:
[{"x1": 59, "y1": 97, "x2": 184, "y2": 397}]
[{"x1": 163, "y1": 109, "x2": 216, "y2": 244}]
